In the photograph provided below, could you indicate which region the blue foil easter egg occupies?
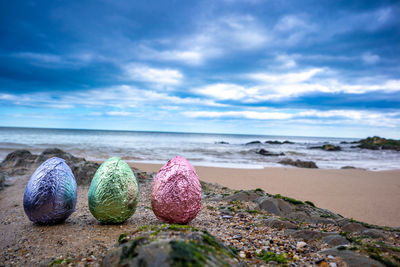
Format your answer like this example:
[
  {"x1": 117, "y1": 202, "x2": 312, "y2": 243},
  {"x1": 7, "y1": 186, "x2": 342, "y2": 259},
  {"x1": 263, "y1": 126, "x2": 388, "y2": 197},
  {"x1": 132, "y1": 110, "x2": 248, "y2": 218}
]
[{"x1": 23, "y1": 157, "x2": 77, "y2": 224}]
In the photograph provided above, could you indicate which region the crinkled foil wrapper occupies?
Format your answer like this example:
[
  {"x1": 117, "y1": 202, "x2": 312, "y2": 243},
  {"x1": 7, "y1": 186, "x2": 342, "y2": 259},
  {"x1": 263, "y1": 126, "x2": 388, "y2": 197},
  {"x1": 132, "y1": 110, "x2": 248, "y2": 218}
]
[
  {"x1": 151, "y1": 156, "x2": 202, "y2": 224},
  {"x1": 88, "y1": 157, "x2": 138, "y2": 224},
  {"x1": 23, "y1": 157, "x2": 77, "y2": 224}
]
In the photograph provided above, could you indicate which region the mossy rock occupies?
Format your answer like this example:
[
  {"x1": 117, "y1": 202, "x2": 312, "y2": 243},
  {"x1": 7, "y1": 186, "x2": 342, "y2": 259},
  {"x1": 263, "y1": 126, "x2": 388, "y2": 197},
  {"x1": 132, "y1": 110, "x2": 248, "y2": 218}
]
[
  {"x1": 358, "y1": 136, "x2": 400, "y2": 151},
  {"x1": 101, "y1": 224, "x2": 246, "y2": 267}
]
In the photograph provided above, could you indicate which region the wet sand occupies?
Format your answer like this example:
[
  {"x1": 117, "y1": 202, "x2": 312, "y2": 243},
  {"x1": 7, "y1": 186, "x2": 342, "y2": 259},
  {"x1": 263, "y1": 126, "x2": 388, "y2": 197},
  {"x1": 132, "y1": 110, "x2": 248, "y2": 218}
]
[{"x1": 131, "y1": 163, "x2": 400, "y2": 227}]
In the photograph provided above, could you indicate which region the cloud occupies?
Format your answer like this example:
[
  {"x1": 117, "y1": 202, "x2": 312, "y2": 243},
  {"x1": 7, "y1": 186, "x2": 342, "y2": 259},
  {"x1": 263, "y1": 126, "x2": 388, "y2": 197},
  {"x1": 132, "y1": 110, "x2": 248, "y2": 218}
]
[
  {"x1": 124, "y1": 63, "x2": 183, "y2": 85},
  {"x1": 183, "y1": 109, "x2": 400, "y2": 128},
  {"x1": 184, "y1": 110, "x2": 292, "y2": 120},
  {"x1": 362, "y1": 52, "x2": 380, "y2": 64},
  {"x1": 194, "y1": 83, "x2": 252, "y2": 100},
  {"x1": 106, "y1": 111, "x2": 134, "y2": 116},
  {"x1": 249, "y1": 68, "x2": 323, "y2": 84},
  {"x1": 275, "y1": 54, "x2": 297, "y2": 68},
  {"x1": 134, "y1": 14, "x2": 270, "y2": 66},
  {"x1": 136, "y1": 46, "x2": 204, "y2": 65}
]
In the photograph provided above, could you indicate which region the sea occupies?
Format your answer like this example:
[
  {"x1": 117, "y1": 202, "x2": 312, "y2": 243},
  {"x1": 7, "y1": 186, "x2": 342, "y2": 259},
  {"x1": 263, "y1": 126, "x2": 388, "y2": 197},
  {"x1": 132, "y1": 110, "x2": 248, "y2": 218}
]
[{"x1": 0, "y1": 127, "x2": 399, "y2": 171}]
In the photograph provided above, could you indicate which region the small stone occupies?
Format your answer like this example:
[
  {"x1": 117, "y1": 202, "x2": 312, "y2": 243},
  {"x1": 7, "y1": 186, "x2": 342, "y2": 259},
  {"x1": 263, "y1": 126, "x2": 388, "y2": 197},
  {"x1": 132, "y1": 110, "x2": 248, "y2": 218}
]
[
  {"x1": 239, "y1": 251, "x2": 246, "y2": 258},
  {"x1": 293, "y1": 255, "x2": 300, "y2": 260},
  {"x1": 341, "y1": 222, "x2": 366, "y2": 233},
  {"x1": 296, "y1": 241, "x2": 307, "y2": 251},
  {"x1": 330, "y1": 263, "x2": 337, "y2": 267}
]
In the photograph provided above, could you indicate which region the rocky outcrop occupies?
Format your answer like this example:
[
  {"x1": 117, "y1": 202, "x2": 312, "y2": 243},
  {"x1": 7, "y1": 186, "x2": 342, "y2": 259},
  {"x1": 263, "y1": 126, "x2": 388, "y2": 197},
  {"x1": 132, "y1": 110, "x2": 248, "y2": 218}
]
[
  {"x1": 256, "y1": 149, "x2": 284, "y2": 156},
  {"x1": 0, "y1": 171, "x2": 5, "y2": 190},
  {"x1": 0, "y1": 150, "x2": 37, "y2": 176},
  {"x1": 265, "y1": 140, "x2": 294, "y2": 145},
  {"x1": 256, "y1": 195, "x2": 341, "y2": 224},
  {"x1": 215, "y1": 141, "x2": 229, "y2": 144},
  {"x1": 261, "y1": 217, "x2": 298, "y2": 230},
  {"x1": 278, "y1": 158, "x2": 318, "y2": 168},
  {"x1": 0, "y1": 148, "x2": 153, "y2": 186},
  {"x1": 358, "y1": 136, "x2": 400, "y2": 151},
  {"x1": 319, "y1": 248, "x2": 384, "y2": 267},
  {"x1": 245, "y1": 141, "x2": 262, "y2": 145},
  {"x1": 224, "y1": 190, "x2": 264, "y2": 202},
  {"x1": 310, "y1": 144, "x2": 341, "y2": 151},
  {"x1": 101, "y1": 225, "x2": 245, "y2": 267}
]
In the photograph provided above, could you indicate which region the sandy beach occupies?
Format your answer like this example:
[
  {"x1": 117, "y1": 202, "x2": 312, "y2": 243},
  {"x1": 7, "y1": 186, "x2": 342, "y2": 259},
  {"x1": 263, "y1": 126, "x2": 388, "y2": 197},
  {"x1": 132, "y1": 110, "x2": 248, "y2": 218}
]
[{"x1": 132, "y1": 163, "x2": 400, "y2": 227}]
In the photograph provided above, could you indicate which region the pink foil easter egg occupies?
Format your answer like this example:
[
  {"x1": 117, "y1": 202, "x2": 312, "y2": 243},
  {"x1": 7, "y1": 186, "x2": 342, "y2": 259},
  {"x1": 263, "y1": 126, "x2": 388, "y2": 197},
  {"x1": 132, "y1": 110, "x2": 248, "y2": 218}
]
[{"x1": 151, "y1": 156, "x2": 202, "y2": 224}]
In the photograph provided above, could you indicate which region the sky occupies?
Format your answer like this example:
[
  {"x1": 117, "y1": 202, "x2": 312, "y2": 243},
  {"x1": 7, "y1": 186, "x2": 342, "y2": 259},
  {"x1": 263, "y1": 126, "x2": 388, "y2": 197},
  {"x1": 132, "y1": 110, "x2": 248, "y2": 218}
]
[{"x1": 0, "y1": 0, "x2": 399, "y2": 138}]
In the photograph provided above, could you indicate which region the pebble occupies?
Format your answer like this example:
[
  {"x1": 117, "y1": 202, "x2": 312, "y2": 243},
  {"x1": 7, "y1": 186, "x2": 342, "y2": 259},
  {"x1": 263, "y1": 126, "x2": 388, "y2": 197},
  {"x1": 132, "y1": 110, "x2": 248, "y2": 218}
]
[{"x1": 296, "y1": 241, "x2": 307, "y2": 250}]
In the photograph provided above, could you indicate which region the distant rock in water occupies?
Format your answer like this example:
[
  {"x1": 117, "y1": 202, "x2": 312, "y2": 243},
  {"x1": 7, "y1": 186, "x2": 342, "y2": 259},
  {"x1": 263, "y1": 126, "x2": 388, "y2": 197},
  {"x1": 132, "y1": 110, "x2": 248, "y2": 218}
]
[
  {"x1": 279, "y1": 158, "x2": 318, "y2": 168},
  {"x1": 265, "y1": 140, "x2": 294, "y2": 145},
  {"x1": 310, "y1": 144, "x2": 341, "y2": 151},
  {"x1": 358, "y1": 136, "x2": 400, "y2": 151},
  {"x1": 214, "y1": 141, "x2": 229, "y2": 144},
  {"x1": 340, "y1": 141, "x2": 359, "y2": 144},
  {"x1": 256, "y1": 149, "x2": 285, "y2": 156},
  {"x1": 341, "y1": 166, "x2": 356, "y2": 169},
  {"x1": 245, "y1": 140, "x2": 262, "y2": 145}
]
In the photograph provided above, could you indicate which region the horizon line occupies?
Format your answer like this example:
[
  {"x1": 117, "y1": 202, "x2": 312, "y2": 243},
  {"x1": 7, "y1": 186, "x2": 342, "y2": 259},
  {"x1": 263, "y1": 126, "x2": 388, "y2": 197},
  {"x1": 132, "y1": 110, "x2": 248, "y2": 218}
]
[{"x1": 0, "y1": 125, "x2": 364, "y2": 140}]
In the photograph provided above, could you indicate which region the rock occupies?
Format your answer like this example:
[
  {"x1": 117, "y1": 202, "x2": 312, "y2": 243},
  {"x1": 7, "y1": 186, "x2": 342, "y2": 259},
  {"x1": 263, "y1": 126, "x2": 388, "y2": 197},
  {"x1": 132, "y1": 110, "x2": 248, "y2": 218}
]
[
  {"x1": 336, "y1": 218, "x2": 351, "y2": 227},
  {"x1": 245, "y1": 141, "x2": 262, "y2": 145},
  {"x1": 341, "y1": 222, "x2": 367, "y2": 233},
  {"x1": 101, "y1": 225, "x2": 244, "y2": 267},
  {"x1": 340, "y1": 141, "x2": 359, "y2": 144},
  {"x1": 36, "y1": 148, "x2": 100, "y2": 185},
  {"x1": 265, "y1": 140, "x2": 282, "y2": 144},
  {"x1": 358, "y1": 136, "x2": 400, "y2": 151},
  {"x1": 0, "y1": 171, "x2": 5, "y2": 190},
  {"x1": 291, "y1": 230, "x2": 323, "y2": 241},
  {"x1": 0, "y1": 148, "x2": 101, "y2": 185},
  {"x1": 0, "y1": 150, "x2": 37, "y2": 176},
  {"x1": 319, "y1": 248, "x2": 384, "y2": 267},
  {"x1": 283, "y1": 140, "x2": 294, "y2": 144},
  {"x1": 278, "y1": 158, "x2": 318, "y2": 168},
  {"x1": 256, "y1": 149, "x2": 284, "y2": 156},
  {"x1": 296, "y1": 241, "x2": 307, "y2": 251},
  {"x1": 362, "y1": 229, "x2": 386, "y2": 239},
  {"x1": 322, "y1": 235, "x2": 349, "y2": 247},
  {"x1": 341, "y1": 166, "x2": 356, "y2": 169},
  {"x1": 256, "y1": 196, "x2": 294, "y2": 216},
  {"x1": 224, "y1": 190, "x2": 264, "y2": 202},
  {"x1": 265, "y1": 140, "x2": 295, "y2": 145},
  {"x1": 0, "y1": 150, "x2": 36, "y2": 168},
  {"x1": 310, "y1": 144, "x2": 341, "y2": 151},
  {"x1": 262, "y1": 217, "x2": 298, "y2": 230},
  {"x1": 256, "y1": 195, "x2": 342, "y2": 224},
  {"x1": 215, "y1": 141, "x2": 229, "y2": 144}
]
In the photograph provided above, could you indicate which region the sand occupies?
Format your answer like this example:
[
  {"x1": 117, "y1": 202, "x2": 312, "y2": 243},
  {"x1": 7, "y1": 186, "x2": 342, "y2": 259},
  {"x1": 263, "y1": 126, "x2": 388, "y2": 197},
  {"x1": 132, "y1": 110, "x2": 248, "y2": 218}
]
[{"x1": 131, "y1": 163, "x2": 400, "y2": 227}]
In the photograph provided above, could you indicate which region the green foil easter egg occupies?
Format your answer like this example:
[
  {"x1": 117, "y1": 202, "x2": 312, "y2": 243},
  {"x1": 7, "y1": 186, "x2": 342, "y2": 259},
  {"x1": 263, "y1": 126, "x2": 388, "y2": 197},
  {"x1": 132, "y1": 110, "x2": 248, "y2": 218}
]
[{"x1": 88, "y1": 157, "x2": 139, "y2": 224}]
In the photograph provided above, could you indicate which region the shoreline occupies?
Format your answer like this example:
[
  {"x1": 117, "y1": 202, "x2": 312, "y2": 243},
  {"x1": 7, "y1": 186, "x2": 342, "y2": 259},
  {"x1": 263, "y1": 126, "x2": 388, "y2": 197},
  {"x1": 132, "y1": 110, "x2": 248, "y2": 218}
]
[{"x1": 130, "y1": 162, "x2": 400, "y2": 228}]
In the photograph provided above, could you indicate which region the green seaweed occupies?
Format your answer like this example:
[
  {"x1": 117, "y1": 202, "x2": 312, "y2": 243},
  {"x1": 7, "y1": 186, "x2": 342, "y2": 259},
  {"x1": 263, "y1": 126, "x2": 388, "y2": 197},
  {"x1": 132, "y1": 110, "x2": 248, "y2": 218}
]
[
  {"x1": 305, "y1": 201, "x2": 315, "y2": 207},
  {"x1": 118, "y1": 233, "x2": 129, "y2": 244},
  {"x1": 49, "y1": 257, "x2": 72, "y2": 266},
  {"x1": 254, "y1": 188, "x2": 264, "y2": 193},
  {"x1": 274, "y1": 194, "x2": 304, "y2": 205},
  {"x1": 120, "y1": 236, "x2": 147, "y2": 261},
  {"x1": 246, "y1": 209, "x2": 261, "y2": 214},
  {"x1": 170, "y1": 240, "x2": 207, "y2": 267},
  {"x1": 256, "y1": 251, "x2": 289, "y2": 264}
]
